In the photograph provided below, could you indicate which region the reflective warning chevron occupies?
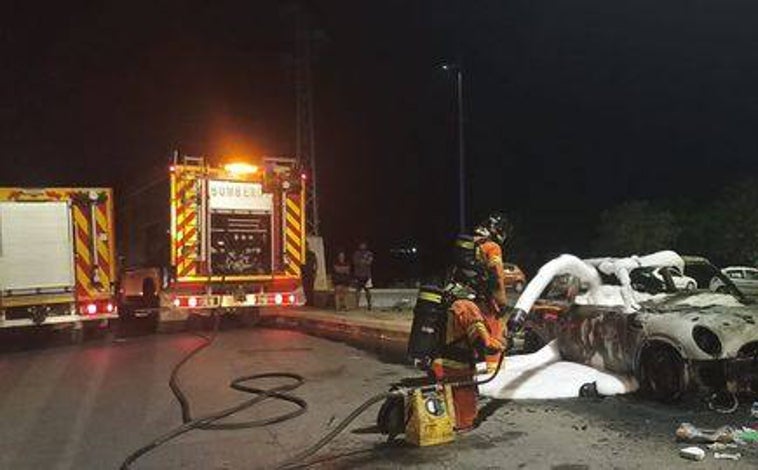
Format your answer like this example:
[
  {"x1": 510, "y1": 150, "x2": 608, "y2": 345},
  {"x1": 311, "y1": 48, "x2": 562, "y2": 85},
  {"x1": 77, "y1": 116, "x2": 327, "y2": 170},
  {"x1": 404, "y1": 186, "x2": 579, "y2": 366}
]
[
  {"x1": 173, "y1": 174, "x2": 200, "y2": 278},
  {"x1": 284, "y1": 193, "x2": 304, "y2": 276}
]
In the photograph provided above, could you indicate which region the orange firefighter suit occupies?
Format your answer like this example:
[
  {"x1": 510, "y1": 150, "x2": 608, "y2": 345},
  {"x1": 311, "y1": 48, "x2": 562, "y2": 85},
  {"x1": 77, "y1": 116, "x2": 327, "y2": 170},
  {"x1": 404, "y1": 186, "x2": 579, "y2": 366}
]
[
  {"x1": 431, "y1": 298, "x2": 505, "y2": 430},
  {"x1": 477, "y1": 239, "x2": 508, "y2": 371}
]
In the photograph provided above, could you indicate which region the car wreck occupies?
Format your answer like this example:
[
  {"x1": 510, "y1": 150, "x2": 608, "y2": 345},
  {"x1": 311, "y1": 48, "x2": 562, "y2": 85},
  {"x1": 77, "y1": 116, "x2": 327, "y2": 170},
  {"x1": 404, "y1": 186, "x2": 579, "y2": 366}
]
[{"x1": 515, "y1": 251, "x2": 758, "y2": 402}]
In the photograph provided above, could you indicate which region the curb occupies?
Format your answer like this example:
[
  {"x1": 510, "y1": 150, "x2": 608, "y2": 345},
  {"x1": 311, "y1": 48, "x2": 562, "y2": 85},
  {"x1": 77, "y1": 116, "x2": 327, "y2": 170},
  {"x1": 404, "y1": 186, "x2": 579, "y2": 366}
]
[{"x1": 258, "y1": 308, "x2": 412, "y2": 363}]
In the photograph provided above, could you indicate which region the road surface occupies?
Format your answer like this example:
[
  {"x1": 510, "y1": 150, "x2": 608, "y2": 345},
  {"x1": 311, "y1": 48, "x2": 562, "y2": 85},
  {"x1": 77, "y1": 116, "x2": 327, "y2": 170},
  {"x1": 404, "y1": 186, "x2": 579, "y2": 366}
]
[{"x1": 0, "y1": 326, "x2": 755, "y2": 469}]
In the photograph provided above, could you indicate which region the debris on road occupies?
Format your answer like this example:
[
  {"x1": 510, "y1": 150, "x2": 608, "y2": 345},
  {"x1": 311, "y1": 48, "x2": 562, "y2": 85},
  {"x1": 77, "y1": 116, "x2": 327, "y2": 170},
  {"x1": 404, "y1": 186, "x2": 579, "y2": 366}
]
[
  {"x1": 735, "y1": 427, "x2": 758, "y2": 444},
  {"x1": 675, "y1": 422, "x2": 736, "y2": 444},
  {"x1": 679, "y1": 446, "x2": 706, "y2": 461},
  {"x1": 713, "y1": 452, "x2": 742, "y2": 461},
  {"x1": 707, "y1": 442, "x2": 740, "y2": 451}
]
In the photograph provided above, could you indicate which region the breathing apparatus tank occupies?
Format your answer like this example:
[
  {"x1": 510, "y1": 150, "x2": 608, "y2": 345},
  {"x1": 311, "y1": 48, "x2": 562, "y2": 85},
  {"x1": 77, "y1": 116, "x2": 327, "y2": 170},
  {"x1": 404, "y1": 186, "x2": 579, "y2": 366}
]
[
  {"x1": 407, "y1": 282, "x2": 478, "y2": 370},
  {"x1": 407, "y1": 285, "x2": 447, "y2": 370}
]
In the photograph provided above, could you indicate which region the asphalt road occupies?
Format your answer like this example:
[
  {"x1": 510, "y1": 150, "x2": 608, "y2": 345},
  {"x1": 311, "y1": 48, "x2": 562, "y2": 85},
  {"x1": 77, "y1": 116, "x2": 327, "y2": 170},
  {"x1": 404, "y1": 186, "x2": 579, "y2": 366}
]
[{"x1": 0, "y1": 325, "x2": 756, "y2": 469}]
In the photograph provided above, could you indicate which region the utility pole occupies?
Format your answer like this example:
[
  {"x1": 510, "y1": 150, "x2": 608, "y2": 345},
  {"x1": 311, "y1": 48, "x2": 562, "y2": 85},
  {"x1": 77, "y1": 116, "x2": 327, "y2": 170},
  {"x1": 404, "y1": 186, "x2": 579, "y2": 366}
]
[
  {"x1": 293, "y1": 3, "x2": 320, "y2": 235},
  {"x1": 455, "y1": 67, "x2": 465, "y2": 234},
  {"x1": 441, "y1": 63, "x2": 466, "y2": 233}
]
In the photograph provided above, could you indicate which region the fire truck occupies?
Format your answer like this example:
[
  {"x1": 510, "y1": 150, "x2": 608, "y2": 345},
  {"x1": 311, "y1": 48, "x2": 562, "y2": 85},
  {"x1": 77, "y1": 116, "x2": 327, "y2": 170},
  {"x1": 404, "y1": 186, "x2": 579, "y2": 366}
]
[
  {"x1": 119, "y1": 155, "x2": 306, "y2": 324},
  {"x1": 0, "y1": 187, "x2": 117, "y2": 330}
]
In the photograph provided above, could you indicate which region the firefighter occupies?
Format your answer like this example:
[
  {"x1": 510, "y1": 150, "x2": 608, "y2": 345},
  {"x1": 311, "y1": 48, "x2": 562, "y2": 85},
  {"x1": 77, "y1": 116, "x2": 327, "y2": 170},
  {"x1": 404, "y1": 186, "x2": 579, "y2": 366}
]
[
  {"x1": 473, "y1": 213, "x2": 510, "y2": 372},
  {"x1": 431, "y1": 284, "x2": 505, "y2": 432}
]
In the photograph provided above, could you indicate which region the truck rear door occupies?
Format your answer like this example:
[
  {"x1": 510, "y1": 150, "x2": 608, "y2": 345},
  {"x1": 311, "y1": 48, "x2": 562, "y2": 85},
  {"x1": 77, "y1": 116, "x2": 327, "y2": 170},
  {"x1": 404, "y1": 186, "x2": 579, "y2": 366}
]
[
  {"x1": 0, "y1": 201, "x2": 75, "y2": 294},
  {"x1": 208, "y1": 180, "x2": 273, "y2": 276}
]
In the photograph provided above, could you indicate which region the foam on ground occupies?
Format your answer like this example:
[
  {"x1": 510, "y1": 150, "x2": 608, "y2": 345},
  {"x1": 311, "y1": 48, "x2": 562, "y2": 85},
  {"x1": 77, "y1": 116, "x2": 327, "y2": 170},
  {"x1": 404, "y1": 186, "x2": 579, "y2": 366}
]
[{"x1": 478, "y1": 341, "x2": 639, "y2": 399}]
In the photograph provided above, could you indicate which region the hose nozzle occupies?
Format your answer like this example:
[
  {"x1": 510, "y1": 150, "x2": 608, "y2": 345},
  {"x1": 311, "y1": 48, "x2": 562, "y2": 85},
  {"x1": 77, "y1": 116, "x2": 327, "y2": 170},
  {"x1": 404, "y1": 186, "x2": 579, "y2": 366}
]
[{"x1": 506, "y1": 308, "x2": 528, "y2": 335}]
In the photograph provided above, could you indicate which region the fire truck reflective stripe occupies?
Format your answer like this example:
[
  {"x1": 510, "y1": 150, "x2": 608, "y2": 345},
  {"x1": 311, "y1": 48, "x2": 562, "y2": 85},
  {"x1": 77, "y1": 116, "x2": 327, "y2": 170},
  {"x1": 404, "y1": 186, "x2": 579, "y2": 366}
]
[
  {"x1": 74, "y1": 216, "x2": 92, "y2": 266},
  {"x1": 73, "y1": 204, "x2": 96, "y2": 297},
  {"x1": 76, "y1": 264, "x2": 96, "y2": 297},
  {"x1": 178, "y1": 264, "x2": 192, "y2": 277},
  {"x1": 97, "y1": 240, "x2": 109, "y2": 266},
  {"x1": 285, "y1": 212, "x2": 301, "y2": 233},
  {"x1": 72, "y1": 201, "x2": 113, "y2": 297},
  {"x1": 285, "y1": 228, "x2": 300, "y2": 247},
  {"x1": 176, "y1": 211, "x2": 197, "y2": 233},
  {"x1": 286, "y1": 198, "x2": 301, "y2": 217},
  {"x1": 179, "y1": 226, "x2": 198, "y2": 248},
  {"x1": 284, "y1": 193, "x2": 304, "y2": 277},
  {"x1": 173, "y1": 175, "x2": 200, "y2": 278},
  {"x1": 286, "y1": 242, "x2": 301, "y2": 263},
  {"x1": 95, "y1": 207, "x2": 108, "y2": 235},
  {"x1": 73, "y1": 206, "x2": 90, "y2": 237}
]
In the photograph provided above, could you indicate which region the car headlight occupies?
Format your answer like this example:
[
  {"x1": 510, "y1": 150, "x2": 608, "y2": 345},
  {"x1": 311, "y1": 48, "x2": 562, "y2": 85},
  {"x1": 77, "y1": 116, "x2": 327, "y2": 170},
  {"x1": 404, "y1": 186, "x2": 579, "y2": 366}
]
[{"x1": 693, "y1": 326, "x2": 722, "y2": 356}]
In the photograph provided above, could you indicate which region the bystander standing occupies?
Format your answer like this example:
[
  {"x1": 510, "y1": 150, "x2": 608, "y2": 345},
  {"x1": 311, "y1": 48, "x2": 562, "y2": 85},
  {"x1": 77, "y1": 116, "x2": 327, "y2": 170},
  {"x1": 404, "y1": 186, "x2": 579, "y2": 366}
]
[
  {"x1": 301, "y1": 246, "x2": 317, "y2": 306},
  {"x1": 352, "y1": 242, "x2": 374, "y2": 310},
  {"x1": 332, "y1": 251, "x2": 351, "y2": 310}
]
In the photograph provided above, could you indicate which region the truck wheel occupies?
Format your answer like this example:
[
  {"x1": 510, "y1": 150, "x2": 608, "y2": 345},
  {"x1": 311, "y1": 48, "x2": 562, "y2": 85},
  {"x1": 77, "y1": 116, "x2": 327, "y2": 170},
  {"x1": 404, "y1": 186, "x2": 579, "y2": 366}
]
[{"x1": 637, "y1": 342, "x2": 687, "y2": 402}]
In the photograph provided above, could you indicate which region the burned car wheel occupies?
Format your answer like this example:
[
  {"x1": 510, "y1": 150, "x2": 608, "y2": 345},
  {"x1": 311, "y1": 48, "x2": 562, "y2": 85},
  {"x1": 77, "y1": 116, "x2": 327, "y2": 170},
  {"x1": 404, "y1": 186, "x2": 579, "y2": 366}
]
[
  {"x1": 637, "y1": 341, "x2": 687, "y2": 402},
  {"x1": 522, "y1": 329, "x2": 547, "y2": 354}
]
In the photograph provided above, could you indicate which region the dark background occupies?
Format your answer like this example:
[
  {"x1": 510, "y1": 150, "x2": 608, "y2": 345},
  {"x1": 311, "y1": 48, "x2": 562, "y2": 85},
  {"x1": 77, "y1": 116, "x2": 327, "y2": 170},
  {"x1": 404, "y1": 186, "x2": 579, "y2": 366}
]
[{"x1": 3, "y1": 1, "x2": 758, "y2": 282}]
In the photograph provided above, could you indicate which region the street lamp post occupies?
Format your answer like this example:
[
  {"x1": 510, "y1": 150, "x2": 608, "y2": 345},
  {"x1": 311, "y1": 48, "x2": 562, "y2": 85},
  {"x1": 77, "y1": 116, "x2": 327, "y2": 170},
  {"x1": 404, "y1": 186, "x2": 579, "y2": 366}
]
[{"x1": 442, "y1": 63, "x2": 466, "y2": 233}]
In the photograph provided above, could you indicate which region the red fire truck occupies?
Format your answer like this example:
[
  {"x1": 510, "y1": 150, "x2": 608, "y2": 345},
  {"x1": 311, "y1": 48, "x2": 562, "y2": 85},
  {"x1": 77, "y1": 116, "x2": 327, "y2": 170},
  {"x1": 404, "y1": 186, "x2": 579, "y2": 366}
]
[
  {"x1": 119, "y1": 155, "x2": 306, "y2": 325},
  {"x1": 0, "y1": 187, "x2": 117, "y2": 330}
]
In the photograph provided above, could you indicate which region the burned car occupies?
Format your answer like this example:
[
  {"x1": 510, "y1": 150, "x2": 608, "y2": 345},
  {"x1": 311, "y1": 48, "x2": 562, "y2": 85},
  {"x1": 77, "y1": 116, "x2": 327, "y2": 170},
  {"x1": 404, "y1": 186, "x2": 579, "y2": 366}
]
[{"x1": 517, "y1": 252, "x2": 758, "y2": 402}]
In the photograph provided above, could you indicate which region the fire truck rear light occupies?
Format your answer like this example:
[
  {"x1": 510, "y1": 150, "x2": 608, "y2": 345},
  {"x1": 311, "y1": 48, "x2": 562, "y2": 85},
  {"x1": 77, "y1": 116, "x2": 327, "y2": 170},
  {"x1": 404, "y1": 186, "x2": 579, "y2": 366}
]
[
  {"x1": 188, "y1": 297, "x2": 198, "y2": 308},
  {"x1": 86, "y1": 303, "x2": 97, "y2": 315},
  {"x1": 274, "y1": 294, "x2": 283, "y2": 305},
  {"x1": 288, "y1": 294, "x2": 296, "y2": 304},
  {"x1": 106, "y1": 303, "x2": 114, "y2": 313},
  {"x1": 173, "y1": 298, "x2": 181, "y2": 308}
]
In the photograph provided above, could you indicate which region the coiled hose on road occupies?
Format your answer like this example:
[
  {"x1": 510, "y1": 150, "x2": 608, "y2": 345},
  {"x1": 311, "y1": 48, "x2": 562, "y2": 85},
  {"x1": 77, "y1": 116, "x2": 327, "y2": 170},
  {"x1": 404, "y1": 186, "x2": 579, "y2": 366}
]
[{"x1": 120, "y1": 310, "x2": 506, "y2": 469}]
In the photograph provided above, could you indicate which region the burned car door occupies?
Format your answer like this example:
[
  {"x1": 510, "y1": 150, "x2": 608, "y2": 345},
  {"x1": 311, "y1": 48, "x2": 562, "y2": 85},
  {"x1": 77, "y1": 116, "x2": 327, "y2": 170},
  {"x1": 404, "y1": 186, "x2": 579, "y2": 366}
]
[{"x1": 556, "y1": 305, "x2": 644, "y2": 375}]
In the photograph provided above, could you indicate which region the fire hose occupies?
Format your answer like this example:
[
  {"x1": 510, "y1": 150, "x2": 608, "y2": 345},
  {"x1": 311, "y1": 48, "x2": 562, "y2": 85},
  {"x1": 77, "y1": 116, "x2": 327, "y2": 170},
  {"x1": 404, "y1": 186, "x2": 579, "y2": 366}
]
[{"x1": 120, "y1": 311, "x2": 508, "y2": 470}]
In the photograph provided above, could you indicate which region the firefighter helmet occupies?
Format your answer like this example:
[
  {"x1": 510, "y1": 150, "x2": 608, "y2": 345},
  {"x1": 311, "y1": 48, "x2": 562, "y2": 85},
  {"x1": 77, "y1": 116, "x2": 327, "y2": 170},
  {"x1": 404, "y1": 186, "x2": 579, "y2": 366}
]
[{"x1": 474, "y1": 213, "x2": 509, "y2": 245}]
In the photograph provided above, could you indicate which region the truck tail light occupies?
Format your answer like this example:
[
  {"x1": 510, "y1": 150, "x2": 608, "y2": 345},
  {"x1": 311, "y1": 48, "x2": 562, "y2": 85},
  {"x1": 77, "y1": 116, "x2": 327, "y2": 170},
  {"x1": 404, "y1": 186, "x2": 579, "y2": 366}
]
[
  {"x1": 86, "y1": 303, "x2": 98, "y2": 315},
  {"x1": 173, "y1": 298, "x2": 181, "y2": 308},
  {"x1": 106, "y1": 303, "x2": 114, "y2": 313},
  {"x1": 274, "y1": 294, "x2": 283, "y2": 305},
  {"x1": 288, "y1": 294, "x2": 296, "y2": 305},
  {"x1": 188, "y1": 297, "x2": 198, "y2": 308}
]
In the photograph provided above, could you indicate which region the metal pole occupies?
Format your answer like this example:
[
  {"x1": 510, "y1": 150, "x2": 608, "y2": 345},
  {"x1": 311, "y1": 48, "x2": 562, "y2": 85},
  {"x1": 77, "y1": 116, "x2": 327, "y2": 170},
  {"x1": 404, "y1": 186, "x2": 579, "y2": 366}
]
[{"x1": 456, "y1": 68, "x2": 466, "y2": 233}]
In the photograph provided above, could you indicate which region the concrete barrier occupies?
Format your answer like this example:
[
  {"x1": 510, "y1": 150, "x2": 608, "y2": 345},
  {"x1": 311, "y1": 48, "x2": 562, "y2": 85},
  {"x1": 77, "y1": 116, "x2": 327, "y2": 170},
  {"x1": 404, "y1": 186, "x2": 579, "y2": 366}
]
[
  {"x1": 258, "y1": 308, "x2": 412, "y2": 363},
  {"x1": 313, "y1": 288, "x2": 418, "y2": 310}
]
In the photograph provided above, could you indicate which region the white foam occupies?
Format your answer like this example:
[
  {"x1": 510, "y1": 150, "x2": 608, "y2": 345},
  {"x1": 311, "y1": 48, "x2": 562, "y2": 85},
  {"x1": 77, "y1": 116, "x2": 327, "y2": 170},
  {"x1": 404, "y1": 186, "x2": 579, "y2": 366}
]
[
  {"x1": 671, "y1": 293, "x2": 743, "y2": 308},
  {"x1": 478, "y1": 341, "x2": 639, "y2": 399}
]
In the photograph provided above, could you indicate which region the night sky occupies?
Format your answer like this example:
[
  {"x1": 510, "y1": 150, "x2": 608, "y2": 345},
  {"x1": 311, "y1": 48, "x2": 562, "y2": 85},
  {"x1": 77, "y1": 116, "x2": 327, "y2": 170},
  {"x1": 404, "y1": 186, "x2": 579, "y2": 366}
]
[{"x1": 3, "y1": 1, "x2": 758, "y2": 277}]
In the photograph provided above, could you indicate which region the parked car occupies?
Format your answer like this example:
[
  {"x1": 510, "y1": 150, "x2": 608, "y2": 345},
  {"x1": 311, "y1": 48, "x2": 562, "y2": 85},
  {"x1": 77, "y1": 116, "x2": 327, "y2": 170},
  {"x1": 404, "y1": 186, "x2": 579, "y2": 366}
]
[
  {"x1": 630, "y1": 266, "x2": 697, "y2": 293},
  {"x1": 711, "y1": 266, "x2": 758, "y2": 296},
  {"x1": 656, "y1": 266, "x2": 697, "y2": 290},
  {"x1": 503, "y1": 263, "x2": 526, "y2": 293},
  {"x1": 522, "y1": 257, "x2": 758, "y2": 402}
]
